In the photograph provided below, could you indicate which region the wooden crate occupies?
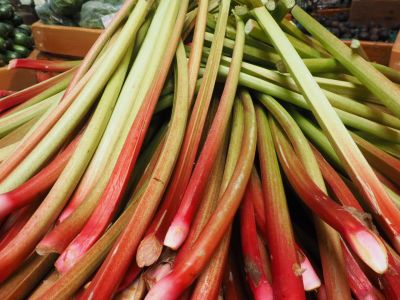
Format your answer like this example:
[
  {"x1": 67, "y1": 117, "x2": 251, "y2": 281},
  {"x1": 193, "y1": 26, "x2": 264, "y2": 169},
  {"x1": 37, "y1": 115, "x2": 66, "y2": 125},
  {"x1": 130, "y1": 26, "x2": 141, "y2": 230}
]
[
  {"x1": 343, "y1": 40, "x2": 394, "y2": 65},
  {"x1": 32, "y1": 21, "x2": 102, "y2": 58},
  {"x1": 349, "y1": 0, "x2": 400, "y2": 26},
  {"x1": 389, "y1": 32, "x2": 400, "y2": 71}
]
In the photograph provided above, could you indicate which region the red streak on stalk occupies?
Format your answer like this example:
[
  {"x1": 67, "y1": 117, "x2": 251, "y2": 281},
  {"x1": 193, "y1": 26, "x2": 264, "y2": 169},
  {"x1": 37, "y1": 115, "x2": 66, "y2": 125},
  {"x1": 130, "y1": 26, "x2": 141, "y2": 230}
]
[
  {"x1": 145, "y1": 90, "x2": 256, "y2": 300},
  {"x1": 0, "y1": 90, "x2": 14, "y2": 98},
  {"x1": 0, "y1": 135, "x2": 81, "y2": 221},
  {"x1": 240, "y1": 186, "x2": 273, "y2": 300},
  {"x1": 380, "y1": 245, "x2": 400, "y2": 299},
  {"x1": 374, "y1": 170, "x2": 400, "y2": 196},
  {"x1": 8, "y1": 59, "x2": 80, "y2": 73},
  {"x1": 0, "y1": 69, "x2": 74, "y2": 114},
  {"x1": 341, "y1": 242, "x2": 384, "y2": 300},
  {"x1": 0, "y1": 203, "x2": 38, "y2": 251},
  {"x1": 274, "y1": 132, "x2": 388, "y2": 274},
  {"x1": 55, "y1": 68, "x2": 162, "y2": 273},
  {"x1": 164, "y1": 17, "x2": 244, "y2": 250}
]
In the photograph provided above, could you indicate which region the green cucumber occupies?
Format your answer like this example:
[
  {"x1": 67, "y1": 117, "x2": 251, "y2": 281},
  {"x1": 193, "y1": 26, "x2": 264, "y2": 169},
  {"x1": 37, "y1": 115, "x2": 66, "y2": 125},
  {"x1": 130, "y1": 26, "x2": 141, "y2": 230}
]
[
  {"x1": 0, "y1": 35, "x2": 6, "y2": 51},
  {"x1": 0, "y1": 21, "x2": 13, "y2": 37},
  {"x1": 13, "y1": 31, "x2": 33, "y2": 48},
  {"x1": 12, "y1": 44, "x2": 30, "y2": 57},
  {"x1": 5, "y1": 50, "x2": 22, "y2": 62},
  {"x1": 17, "y1": 24, "x2": 31, "y2": 35},
  {"x1": 0, "y1": 53, "x2": 5, "y2": 66},
  {"x1": 12, "y1": 14, "x2": 23, "y2": 26},
  {"x1": 0, "y1": 4, "x2": 14, "y2": 20}
]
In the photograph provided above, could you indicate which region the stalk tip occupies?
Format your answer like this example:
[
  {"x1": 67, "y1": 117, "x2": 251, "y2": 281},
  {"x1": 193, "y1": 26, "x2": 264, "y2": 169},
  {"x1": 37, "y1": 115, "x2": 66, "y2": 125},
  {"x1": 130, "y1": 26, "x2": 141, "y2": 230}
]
[
  {"x1": 347, "y1": 230, "x2": 388, "y2": 274},
  {"x1": 136, "y1": 235, "x2": 163, "y2": 267},
  {"x1": 164, "y1": 222, "x2": 188, "y2": 250}
]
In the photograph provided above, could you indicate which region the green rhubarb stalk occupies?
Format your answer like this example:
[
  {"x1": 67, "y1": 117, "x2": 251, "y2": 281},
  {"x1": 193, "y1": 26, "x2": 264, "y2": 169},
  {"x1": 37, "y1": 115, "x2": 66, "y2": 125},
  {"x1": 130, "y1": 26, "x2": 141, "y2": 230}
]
[
  {"x1": 213, "y1": 64, "x2": 400, "y2": 140},
  {"x1": 187, "y1": 0, "x2": 208, "y2": 103},
  {"x1": 253, "y1": 3, "x2": 400, "y2": 256},
  {"x1": 259, "y1": 94, "x2": 351, "y2": 299},
  {"x1": 0, "y1": 92, "x2": 62, "y2": 138},
  {"x1": 245, "y1": 19, "x2": 322, "y2": 58},
  {"x1": 0, "y1": 117, "x2": 39, "y2": 149},
  {"x1": 291, "y1": 6, "x2": 400, "y2": 119}
]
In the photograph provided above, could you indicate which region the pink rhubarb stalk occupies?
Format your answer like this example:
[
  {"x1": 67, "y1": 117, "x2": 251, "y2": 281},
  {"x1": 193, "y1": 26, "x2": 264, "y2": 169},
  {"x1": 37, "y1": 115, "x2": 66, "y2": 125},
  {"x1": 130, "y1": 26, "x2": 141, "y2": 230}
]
[
  {"x1": 8, "y1": 59, "x2": 80, "y2": 72},
  {"x1": 0, "y1": 134, "x2": 81, "y2": 221},
  {"x1": 164, "y1": 13, "x2": 244, "y2": 250},
  {"x1": 240, "y1": 184, "x2": 273, "y2": 300},
  {"x1": 0, "y1": 90, "x2": 14, "y2": 98},
  {"x1": 273, "y1": 127, "x2": 388, "y2": 274},
  {"x1": 145, "y1": 89, "x2": 256, "y2": 300}
]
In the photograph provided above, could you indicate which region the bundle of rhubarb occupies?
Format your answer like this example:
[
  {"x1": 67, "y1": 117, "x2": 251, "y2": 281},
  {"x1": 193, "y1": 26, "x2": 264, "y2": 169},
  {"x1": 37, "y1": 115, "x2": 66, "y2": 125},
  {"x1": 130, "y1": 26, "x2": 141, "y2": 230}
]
[{"x1": 1, "y1": 0, "x2": 400, "y2": 299}]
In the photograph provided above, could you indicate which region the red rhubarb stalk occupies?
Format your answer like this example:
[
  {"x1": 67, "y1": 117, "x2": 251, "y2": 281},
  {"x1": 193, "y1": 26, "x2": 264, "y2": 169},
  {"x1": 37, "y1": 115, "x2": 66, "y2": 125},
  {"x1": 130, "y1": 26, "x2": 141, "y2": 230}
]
[
  {"x1": 145, "y1": 89, "x2": 256, "y2": 300},
  {"x1": 8, "y1": 59, "x2": 80, "y2": 72},
  {"x1": 240, "y1": 184, "x2": 273, "y2": 300},
  {"x1": 0, "y1": 203, "x2": 38, "y2": 251},
  {"x1": 164, "y1": 14, "x2": 245, "y2": 250},
  {"x1": 223, "y1": 253, "x2": 248, "y2": 300},
  {"x1": 255, "y1": 104, "x2": 306, "y2": 299},
  {"x1": 0, "y1": 134, "x2": 81, "y2": 221},
  {"x1": 137, "y1": 0, "x2": 232, "y2": 267},
  {"x1": 272, "y1": 126, "x2": 388, "y2": 274}
]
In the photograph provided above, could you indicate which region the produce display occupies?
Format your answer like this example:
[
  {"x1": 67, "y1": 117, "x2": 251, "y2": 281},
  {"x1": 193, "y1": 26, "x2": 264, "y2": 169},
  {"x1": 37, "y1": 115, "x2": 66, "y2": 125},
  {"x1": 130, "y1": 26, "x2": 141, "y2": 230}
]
[
  {"x1": 35, "y1": 0, "x2": 123, "y2": 29},
  {"x1": 309, "y1": 12, "x2": 399, "y2": 42},
  {"x1": 0, "y1": 0, "x2": 33, "y2": 66},
  {"x1": 1, "y1": 0, "x2": 400, "y2": 299}
]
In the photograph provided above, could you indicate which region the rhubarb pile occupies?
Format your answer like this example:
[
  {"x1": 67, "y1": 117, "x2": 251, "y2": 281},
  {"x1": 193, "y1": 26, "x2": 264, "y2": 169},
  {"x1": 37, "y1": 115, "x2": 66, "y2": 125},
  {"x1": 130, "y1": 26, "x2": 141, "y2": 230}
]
[{"x1": 0, "y1": 1, "x2": 400, "y2": 299}]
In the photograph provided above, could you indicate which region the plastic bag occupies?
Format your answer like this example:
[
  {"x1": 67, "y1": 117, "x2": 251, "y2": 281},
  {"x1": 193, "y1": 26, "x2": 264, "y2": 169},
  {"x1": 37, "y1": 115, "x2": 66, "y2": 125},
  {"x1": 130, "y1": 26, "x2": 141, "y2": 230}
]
[
  {"x1": 49, "y1": 0, "x2": 85, "y2": 17},
  {"x1": 35, "y1": 2, "x2": 77, "y2": 26},
  {"x1": 78, "y1": 0, "x2": 120, "y2": 29}
]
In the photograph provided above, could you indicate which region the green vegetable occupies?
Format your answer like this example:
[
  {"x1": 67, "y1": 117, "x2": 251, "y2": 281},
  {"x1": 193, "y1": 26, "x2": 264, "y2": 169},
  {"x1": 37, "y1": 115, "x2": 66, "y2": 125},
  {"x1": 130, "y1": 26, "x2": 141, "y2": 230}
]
[
  {"x1": 0, "y1": 52, "x2": 5, "y2": 66},
  {"x1": 0, "y1": 4, "x2": 13, "y2": 20},
  {"x1": 79, "y1": 1, "x2": 121, "y2": 29},
  {"x1": 13, "y1": 31, "x2": 33, "y2": 48},
  {"x1": 5, "y1": 50, "x2": 22, "y2": 62},
  {"x1": 0, "y1": 35, "x2": 6, "y2": 51},
  {"x1": 12, "y1": 14, "x2": 23, "y2": 26},
  {"x1": 0, "y1": 21, "x2": 13, "y2": 37},
  {"x1": 12, "y1": 44, "x2": 30, "y2": 57},
  {"x1": 49, "y1": 0, "x2": 85, "y2": 17},
  {"x1": 18, "y1": 24, "x2": 32, "y2": 35}
]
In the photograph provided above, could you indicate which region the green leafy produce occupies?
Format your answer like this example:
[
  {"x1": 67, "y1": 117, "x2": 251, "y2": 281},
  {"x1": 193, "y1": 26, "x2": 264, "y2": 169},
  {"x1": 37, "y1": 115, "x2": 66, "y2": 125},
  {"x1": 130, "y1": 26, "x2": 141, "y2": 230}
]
[
  {"x1": 35, "y1": 3, "x2": 77, "y2": 26},
  {"x1": 79, "y1": 1, "x2": 121, "y2": 29},
  {"x1": 0, "y1": 4, "x2": 13, "y2": 20},
  {"x1": 13, "y1": 31, "x2": 33, "y2": 48},
  {"x1": 49, "y1": 0, "x2": 86, "y2": 17}
]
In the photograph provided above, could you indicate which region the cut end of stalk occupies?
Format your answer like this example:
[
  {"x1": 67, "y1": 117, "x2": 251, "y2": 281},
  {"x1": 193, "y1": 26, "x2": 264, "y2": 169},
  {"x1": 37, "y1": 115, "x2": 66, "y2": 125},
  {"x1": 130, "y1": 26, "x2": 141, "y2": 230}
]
[
  {"x1": 136, "y1": 235, "x2": 163, "y2": 267},
  {"x1": 144, "y1": 275, "x2": 176, "y2": 300},
  {"x1": 164, "y1": 222, "x2": 189, "y2": 250},
  {"x1": 346, "y1": 230, "x2": 388, "y2": 274},
  {"x1": 300, "y1": 256, "x2": 321, "y2": 291},
  {"x1": 36, "y1": 240, "x2": 63, "y2": 256},
  {"x1": 54, "y1": 245, "x2": 81, "y2": 274},
  {"x1": 244, "y1": 19, "x2": 257, "y2": 35}
]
